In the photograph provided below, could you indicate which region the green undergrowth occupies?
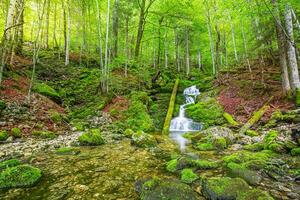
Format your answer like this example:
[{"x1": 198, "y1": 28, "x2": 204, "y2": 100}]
[{"x1": 32, "y1": 130, "x2": 57, "y2": 139}]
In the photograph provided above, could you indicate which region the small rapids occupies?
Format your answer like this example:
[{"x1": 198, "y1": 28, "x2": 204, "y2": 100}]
[{"x1": 169, "y1": 86, "x2": 203, "y2": 151}]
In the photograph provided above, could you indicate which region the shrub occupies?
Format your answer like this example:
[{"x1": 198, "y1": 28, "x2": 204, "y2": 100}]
[{"x1": 78, "y1": 129, "x2": 105, "y2": 146}]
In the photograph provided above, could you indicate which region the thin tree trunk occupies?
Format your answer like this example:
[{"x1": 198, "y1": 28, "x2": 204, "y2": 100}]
[
  {"x1": 174, "y1": 28, "x2": 180, "y2": 72},
  {"x1": 185, "y1": 28, "x2": 190, "y2": 76},
  {"x1": 53, "y1": 3, "x2": 58, "y2": 48},
  {"x1": 95, "y1": 0, "x2": 104, "y2": 71},
  {"x1": 285, "y1": 5, "x2": 300, "y2": 92},
  {"x1": 112, "y1": 0, "x2": 119, "y2": 58},
  {"x1": 272, "y1": 0, "x2": 291, "y2": 95},
  {"x1": 45, "y1": 0, "x2": 50, "y2": 48},
  {"x1": 104, "y1": 0, "x2": 111, "y2": 93},
  {"x1": 197, "y1": 49, "x2": 202, "y2": 71},
  {"x1": 65, "y1": 0, "x2": 70, "y2": 66},
  {"x1": 229, "y1": 15, "x2": 238, "y2": 62},
  {"x1": 125, "y1": 17, "x2": 129, "y2": 77}
]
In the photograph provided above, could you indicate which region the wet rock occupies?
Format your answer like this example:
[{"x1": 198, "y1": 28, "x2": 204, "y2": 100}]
[
  {"x1": 137, "y1": 178, "x2": 198, "y2": 200},
  {"x1": 200, "y1": 126, "x2": 236, "y2": 144}
]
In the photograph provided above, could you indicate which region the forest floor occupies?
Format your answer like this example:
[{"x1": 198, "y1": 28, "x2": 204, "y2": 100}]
[{"x1": 0, "y1": 53, "x2": 299, "y2": 200}]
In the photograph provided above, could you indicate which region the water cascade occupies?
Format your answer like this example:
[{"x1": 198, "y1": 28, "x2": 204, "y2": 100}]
[{"x1": 169, "y1": 85, "x2": 202, "y2": 151}]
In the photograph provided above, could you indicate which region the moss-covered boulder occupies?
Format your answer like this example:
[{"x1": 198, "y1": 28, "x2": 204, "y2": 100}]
[
  {"x1": 0, "y1": 130, "x2": 8, "y2": 141},
  {"x1": 166, "y1": 157, "x2": 194, "y2": 173},
  {"x1": 202, "y1": 177, "x2": 250, "y2": 200},
  {"x1": 245, "y1": 130, "x2": 259, "y2": 137},
  {"x1": 11, "y1": 127, "x2": 22, "y2": 138},
  {"x1": 263, "y1": 130, "x2": 278, "y2": 149},
  {"x1": 0, "y1": 159, "x2": 21, "y2": 171},
  {"x1": 196, "y1": 142, "x2": 215, "y2": 151},
  {"x1": 33, "y1": 83, "x2": 61, "y2": 103},
  {"x1": 244, "y1": 143, "x2": 264, "y2": 152},
  {"x1": 200, "y1": 126, "x2": 236, "y2": 144},
  {"x1": 0, "y1": 165, "x2": 42, "y2": 189},
  {"x1": 78, "y1": 129, "x2": 105, "y2": 146},
  {"x1": 291, "y1": 147, "x2": 300, "y2": 156},
  {"x1": 32, "y1": 130, "x2": 57, "y2": 139},
  {"x1": 124, "y1": 129, "x2": 135, "y2": 138},
  {"x1": 185, "y1": 98, "x2": 225, "y2": 128},
  {"x1": 180, "y1": 168, "x2": 199, "y2": 183},
  {"x1": 131, "y1": 131, "x2": 157, "y2": 148},
  {"x1": 138, "y1": 179, "x2": 198, "y2": 200},
  {"x1": 226, "y1": 162, "x2": 262, "y2": 185}
]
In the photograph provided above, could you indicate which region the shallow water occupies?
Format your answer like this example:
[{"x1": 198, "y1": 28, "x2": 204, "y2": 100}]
[{"x1": 0, "y1": 140, "x2": 174, "y2": 200}]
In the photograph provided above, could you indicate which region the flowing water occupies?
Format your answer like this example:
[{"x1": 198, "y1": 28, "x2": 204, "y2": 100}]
[{"x1": 169, "y1": 86, "x2": 202, "y2": 151}]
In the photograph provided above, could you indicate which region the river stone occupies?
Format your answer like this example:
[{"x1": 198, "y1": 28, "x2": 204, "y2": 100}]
[
  {"x1": 137, "y1": 179, "x2": 198, "y2": 200},
  {"x1": 131, "y1": 131, "x2": 157, "y2": 148}
]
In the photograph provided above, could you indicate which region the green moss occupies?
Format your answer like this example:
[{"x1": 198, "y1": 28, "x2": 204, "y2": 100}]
[
  {"x1": 49, "y1": 110, "x2": 66, "y2": 123},
  {"x1": 244, "y1": 143, "x2": 264, "y2": 152},
  {"x1": 11, "y1": 128, "x2": 22, "y2": 138},
  {"x1": 56, "y1": 147, "x2": 80, "y2": 155},
  {"x1": 0, "y1": 159, "x2": 21, "y2": 171},
  {"x1": 193, "y1": 160, "x2": 219, "y2": 169},
  {"x1": 124, "y1": 129, "x2": 134, "y2": 138},
  {"x1": 291, "y1": 147, "x2": 300, "y2": 156},
  {"x1": 181, "y1": 169, "x2": 199, "y2": 184},
  {"x1": 223, "y1": 151, "x2": 272, "y2": 167},
  {"x1": 296, "y1": 88, "x2": 300, "y2": 107},
  {"x1": 0, "y1": 130, "x2": 8, "y2": 141},
  {"x1": 166, "y1": 159, "x2": 178, "y2": 172},
  {"x1": 0, "y1": 100, "x2": 6, "y2": 111},
  {"x1": 245, "y1": 130, "x2": 259, "y2": 137},
  {"x1": 130, "y1": 91, "x2": 151, "y2": 105},
  {"x1": 202, "y1": 177, "x2": 250, "y2": 200},
  {"x1": 223, "y1": 112, "x2": 239, "y2": 126},
  {"x1": 0, "y1": 165, "x2": 42, "y2": 189},
  {"x1": 213, "y1": 137, "x2": 227, "y2": 150},
  {"x1": 196, "y1": 142, "x2": 215, "y2": 151},
  {"x1": 32, "y1": 130, "x2": 57, "y2": 139},
  {"x1": 238, "y1": 189, "x2": 274, "y2": 200},
  {"x1": 268, "y1": 143, "x2": 287, "y2": 153},
  {"x1": 142, "y1": 178, "x2": 159, "y2": 190},
  {"x1": 263, "y1": 130, "x2": 279, "y2": 149},
  {"x1": 185, "y1": 98, "x2": 224, "y2": 128},
  {"x1": 78, "y1": 129, "x2": 105, "y2": 146},
  {"x1": 33, "y1": 83, "x2": 61, "y2": 103},
  {"x1": 163, "y1": 78, "x2": 179, "y2": 134},
  {"x1": 126, "y1": 100, "x2": 154, "y2": 132},
  {"x1": 227, "y1": 162, "x2": 262, "y2": 185}
]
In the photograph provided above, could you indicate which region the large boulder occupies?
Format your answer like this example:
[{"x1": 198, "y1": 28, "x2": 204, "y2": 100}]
[
  {"x1": 136, "y1": 178, "x2": 198, "y2": 200},
  {"x1": 200, "y1": 126, "x2": 236, "y2": 144},
  {"x1": 226, "y1": 162, "x2": 262, "y2": 185}
]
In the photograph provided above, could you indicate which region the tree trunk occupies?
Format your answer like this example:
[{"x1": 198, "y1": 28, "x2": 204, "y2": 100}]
[
  {"x1": 45, "y1": 0, "x2": 50, "y2": 48},
  {"x1": 185, "y1": 28, "x2": 190, "y2": 76},
  {"x1": 104, "y1": 0, "x2": 111, "y2": 93},
  {"x1": 174, "y1": 28, "x2": 180, "y2": 72},
  {"x1": 112, "y1": 0, "x2": 119, "y2": 58},
  {"x1": 95, "y1": 0, "x2": 104, "y2": 71},
  {"x1": 272, "y1": 0, "x2": 291, "y2": 95},
  {"x1": 285, "y1": 5, "x2": 300, "y2": 92},
  {"x1": 135, "y1": 0, "x2": 145, "y2": 58},
  {"x1": 65, "y1": 0, "x2": 70, "y2": 66},
  {"x1": 230, "y1": 15, "x2": 238, "y2": 62},
  {"x1": 125, "y1": 16, "x2": 129, "y2": 77},
  {"x1": 197, "y1": 49, "x2": 202, "y2": 71},
  {"x1": 53, "y1": 2, "x2": 58, "y2": 47}
]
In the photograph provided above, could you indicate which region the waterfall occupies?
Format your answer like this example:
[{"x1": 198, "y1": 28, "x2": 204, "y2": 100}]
[{"x1": 169, "y1": 85, "x2": 202, "y2": 151}]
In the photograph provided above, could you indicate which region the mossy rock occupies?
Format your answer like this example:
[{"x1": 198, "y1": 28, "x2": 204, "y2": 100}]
[
  {"x1": 131, "y1": 131, "x2": 157, "y2": 148},
  {"x1": 202, "y1": 177, "x2": 250, "y2": 200},
  {"x1": 268, "y1": 142, "x2": 287, "y2": 154},
  {"x1": 11, "y1": 127, "x2": 22, "y2": 138},
  {"x1": 291, "y1": 147, "x2": 300, "y2": 156},
  {"x1": 55, "y1": 147, "x2": 80, "y2": 155},
  {"x1": 223, "y1": 112, "x2": 239, "y2": 126},
  {"x1": 181, "y1": 168, "x2": 199, "y2": 184},
  {"x1": 166, "y1": 157, "x2": 194, "y2": 173},
  {"x1": 78, "y1": 129, "x2": 105, "y2": 146},
  {"x1": 244, "y1": 143, "x2": 264, "y2": 152},
  {"x1": 245, "y1": 130, "x2": 259, "y2": 137},
  {"x1": 49, "y1": 110, "x2": 67, "y2": 123},
  {"x1": 139, "y1": 179, "x2": 198, "y2": 200},
  {"x1": 32, "y1": 130, "x2": 57, "y2": 139},
  {"x1": 166, "y1": 159, "x2": 178, "y2": 173},
  {"x1": 193, "y1": 160, "x2": 219, "y2": 169},
  {"x1": 0, "y1": 165, "x2": 42, "y2": 189},
  {"x1": 263, "y1": 130, "x2": 278, "y2": 149},
  {"x1": 196, "y1": 142, "x2": 215, "y2": 151},
  {"x1": 0, "y1": 130, "x2": 8, "y2": 141},
  {"x1": 185, "y1": 98, "x2": 225, "y2": 128},
  {"x1": 213, "y1": 137, "x2": 227, "y2": 150},
  {"x1": 33, "y1": 83, "x2": 61, "y2": 103},
  {"x1": 226, "y1": 162, "x2": 262, "y2": 186},
  {"x1": 238, "y1": 189, "x2": 274, "y2": 200},
  {"x1": 223, "y1": 150, "x2": 273, "y2": 170},
  {"x1": 0, "y1": 159, "x2": 21, "y2": 171}
]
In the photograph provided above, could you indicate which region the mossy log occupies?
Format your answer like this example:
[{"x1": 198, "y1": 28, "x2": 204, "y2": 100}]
[
  {"x1": 162, "y1": 78, "x2": 179, "y2": 135},
  {"x1": 239, "y1": 104, "x2": 270, "y2": 135}
]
